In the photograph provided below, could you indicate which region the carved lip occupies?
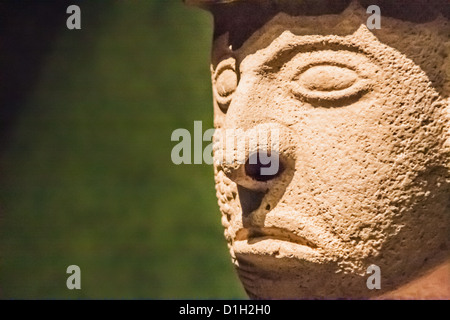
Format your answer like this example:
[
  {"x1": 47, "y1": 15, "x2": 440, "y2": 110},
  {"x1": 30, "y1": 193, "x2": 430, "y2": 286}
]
[{"x1": 235, "y1": 227, "x2": 318, "y2": 249}]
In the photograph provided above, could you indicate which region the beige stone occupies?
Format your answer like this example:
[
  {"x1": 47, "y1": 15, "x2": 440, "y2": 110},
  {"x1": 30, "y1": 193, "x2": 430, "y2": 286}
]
[{"x1": 187, "y1": 0, "x2": 450, "y2": 299}]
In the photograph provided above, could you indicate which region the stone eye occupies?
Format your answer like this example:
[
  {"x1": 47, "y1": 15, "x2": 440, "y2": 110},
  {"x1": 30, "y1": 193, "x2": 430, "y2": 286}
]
[
  {"x1": 291, "y1": 63, "x2": 372, "y2": 107},
  {"x1": 213, "y1": 57, "x2": 238, "y2": 112},
  {"x1": 299, "y1": 65, "x2": 358, "y2": 92}
]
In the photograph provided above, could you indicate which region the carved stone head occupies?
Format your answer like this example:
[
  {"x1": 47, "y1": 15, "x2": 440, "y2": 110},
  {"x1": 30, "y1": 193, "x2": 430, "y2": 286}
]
[{"x1": 186, "y1": 0, "x2": 450, "y2": 298}]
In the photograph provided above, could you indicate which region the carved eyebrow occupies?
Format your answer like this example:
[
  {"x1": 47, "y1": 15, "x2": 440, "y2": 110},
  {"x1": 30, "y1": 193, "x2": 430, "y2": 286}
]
[{"x1": 261, "y1": 42, "x2": 364, "y2": 72}]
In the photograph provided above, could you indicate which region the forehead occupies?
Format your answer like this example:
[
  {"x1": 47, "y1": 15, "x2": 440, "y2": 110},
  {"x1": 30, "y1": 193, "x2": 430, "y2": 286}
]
[{"x1": 210, "y1": 5, "x2": 450, "y2": 98}]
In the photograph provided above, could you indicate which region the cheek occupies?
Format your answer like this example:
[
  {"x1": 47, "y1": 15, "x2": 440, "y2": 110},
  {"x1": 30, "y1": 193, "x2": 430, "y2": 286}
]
[{"x1": 289, "y1": 106, "x2": 404, "y2": 236}]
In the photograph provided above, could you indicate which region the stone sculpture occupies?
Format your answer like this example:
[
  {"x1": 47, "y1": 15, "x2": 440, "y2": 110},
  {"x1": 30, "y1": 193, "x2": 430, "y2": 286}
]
[{"x1": 185, "y1": 0, "x2": 450, "y2": 299}]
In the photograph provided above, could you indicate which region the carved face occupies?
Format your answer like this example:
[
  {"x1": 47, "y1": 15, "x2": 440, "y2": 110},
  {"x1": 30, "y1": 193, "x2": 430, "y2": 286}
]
[{"x1": 211, "y1": 11, "x2": 449, "y2": 298}]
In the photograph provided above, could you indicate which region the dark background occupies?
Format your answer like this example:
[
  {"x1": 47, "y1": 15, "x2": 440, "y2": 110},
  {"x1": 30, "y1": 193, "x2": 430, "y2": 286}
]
[{"x1": 0, "y1": 0, "x2": 245, "y2": 298}]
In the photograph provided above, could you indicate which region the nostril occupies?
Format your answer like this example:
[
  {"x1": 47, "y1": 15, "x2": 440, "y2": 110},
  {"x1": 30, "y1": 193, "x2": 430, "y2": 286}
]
[{"x1": 245, "y1": 151, "x2": 285, "y2": 182}]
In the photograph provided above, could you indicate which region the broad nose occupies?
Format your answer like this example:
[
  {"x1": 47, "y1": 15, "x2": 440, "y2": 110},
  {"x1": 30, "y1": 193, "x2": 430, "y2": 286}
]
[
  {"x1": 214, "y1": 123, "x2": 297, "y2": 222},
  {"x1": 214, "y1": 123, "x2": 296, "y2": 192},
  {"x1": 244, "y1": 150, "x2": 285, "y2": 182}
]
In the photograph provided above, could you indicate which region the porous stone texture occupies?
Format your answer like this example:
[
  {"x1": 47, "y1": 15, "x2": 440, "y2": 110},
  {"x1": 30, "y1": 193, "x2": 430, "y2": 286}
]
[{"x1": 195, "y1": 0, "x2": 450, "y2": 299}]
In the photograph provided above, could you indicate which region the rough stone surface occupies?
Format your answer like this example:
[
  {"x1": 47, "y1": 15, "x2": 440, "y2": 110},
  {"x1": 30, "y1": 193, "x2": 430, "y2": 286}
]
[{"x1": 202, "y1": 1, "x2": 449, "y2": 299}]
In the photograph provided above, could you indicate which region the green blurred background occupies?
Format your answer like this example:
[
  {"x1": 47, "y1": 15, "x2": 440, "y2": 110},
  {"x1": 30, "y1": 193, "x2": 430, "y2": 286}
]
[{"x1": 0, "y1": 0, "x2": 245, "y2": 299}]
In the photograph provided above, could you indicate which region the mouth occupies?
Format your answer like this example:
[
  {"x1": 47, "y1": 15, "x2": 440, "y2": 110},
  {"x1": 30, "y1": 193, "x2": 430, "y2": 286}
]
[
  {"x1": 235, "y1": 227, "x2": 318, "y2": 249},
  {"x1": 232, "y1": 227, "x2": 323, "y2": 262},
  {"x1": 233, "y1": 226, "x2": 322, "y2": 263}
]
